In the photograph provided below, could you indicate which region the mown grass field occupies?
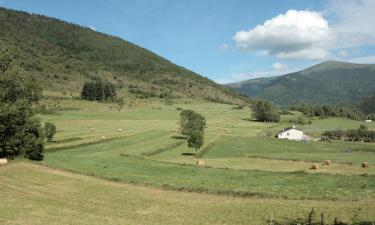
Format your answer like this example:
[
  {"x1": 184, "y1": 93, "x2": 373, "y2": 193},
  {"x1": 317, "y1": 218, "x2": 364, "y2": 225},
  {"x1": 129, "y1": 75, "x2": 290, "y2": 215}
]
[
  {"x1": 1, "y1": 95, "x2": 375, "y2": 224},
  {"x1": 1, "y1": 163, "x2": 374, "y2": 225}
]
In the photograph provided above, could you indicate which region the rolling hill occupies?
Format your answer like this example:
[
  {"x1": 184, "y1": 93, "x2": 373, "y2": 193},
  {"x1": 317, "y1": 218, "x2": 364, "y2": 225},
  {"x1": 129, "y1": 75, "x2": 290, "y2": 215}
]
[
  {"x1": 0, "y1": 7, "x2": 245, "y2": 103},
  {"x1": 225, "y1": 61, "x2": 375, "y2": 105}
]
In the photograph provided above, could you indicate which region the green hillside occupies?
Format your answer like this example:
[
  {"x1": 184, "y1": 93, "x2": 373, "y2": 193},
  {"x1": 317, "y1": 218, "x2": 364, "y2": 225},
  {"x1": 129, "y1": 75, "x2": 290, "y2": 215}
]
[
  {"x1": 226, "y1": 61, "x2": 375, "y2": 105},
  {"x1": 0, "y1": 7, "x2": 244, "y2": 103}
]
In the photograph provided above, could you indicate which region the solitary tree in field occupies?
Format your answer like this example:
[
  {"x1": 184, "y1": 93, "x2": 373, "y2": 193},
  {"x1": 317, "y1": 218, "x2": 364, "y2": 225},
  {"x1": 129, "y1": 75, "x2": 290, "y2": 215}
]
[
  {"x1": 0, "y1": 49, "x2": 45, "y2": 160},
  {"x1": 187, "y1": 129, "x2": 204, "y2": 156},
  {"x1": 45, "y1": 122, "x2": 57, "y2": 142},
  {"x1": 251, "y1": 100, "x2": 280, "y2": 122},
  {"x1": 179, "y1": 109, "x2": 196, "y2": 135},
  {"x1": 179, "y1": 110, "x2": 206, "y2": 156}
]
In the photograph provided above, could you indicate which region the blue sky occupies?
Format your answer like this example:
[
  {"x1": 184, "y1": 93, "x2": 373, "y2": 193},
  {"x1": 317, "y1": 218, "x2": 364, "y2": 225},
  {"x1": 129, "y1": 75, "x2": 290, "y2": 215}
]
[{"x1": 1, "y1": 0, "x2": 375, "y2": 83}]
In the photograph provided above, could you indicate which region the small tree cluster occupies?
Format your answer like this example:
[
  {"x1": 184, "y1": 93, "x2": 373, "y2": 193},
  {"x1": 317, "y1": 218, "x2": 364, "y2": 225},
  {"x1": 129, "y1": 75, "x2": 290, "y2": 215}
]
[
  {"x1": 251, "y1": 100, "x2": 280, "y2": 122},
  {"x1": 81, "y1": 77, "x2": 116, "y2": 101},
  {"x1": 0, "y1": 49, "x2": 44, "y2": 160},
  {"x1": 322, "y1": 125, "x2": 375, "y2": 142},
  {"x1": 179, "y1": 110, "x2": 206, "y2": 156}
]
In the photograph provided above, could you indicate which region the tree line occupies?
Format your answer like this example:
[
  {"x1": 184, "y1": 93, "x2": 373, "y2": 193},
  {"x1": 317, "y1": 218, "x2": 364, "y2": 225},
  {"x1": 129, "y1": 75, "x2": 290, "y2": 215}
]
[
  {"x1": 290, "y1": 95, "x2": 375, "y2": 121},
  {"x1": 322, "y1": 125, "x2": 375, "y2": 142}
]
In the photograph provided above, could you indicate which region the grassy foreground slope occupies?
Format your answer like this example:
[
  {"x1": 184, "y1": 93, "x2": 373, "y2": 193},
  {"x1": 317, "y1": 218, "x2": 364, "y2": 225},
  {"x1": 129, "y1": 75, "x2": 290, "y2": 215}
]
[
  {"x1": 1, "y1": 163, "x2": 374, "y2": 225},
  {"x1": 0, "y1": 7, "x2": 243, "y2": 103},
  {"x1": 226, "y1": 61, "x2": 375, "y2": 105}
]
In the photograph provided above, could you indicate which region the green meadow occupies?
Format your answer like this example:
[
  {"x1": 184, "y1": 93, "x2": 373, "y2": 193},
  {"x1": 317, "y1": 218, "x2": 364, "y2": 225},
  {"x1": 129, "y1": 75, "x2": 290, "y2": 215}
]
[{"x1": 2, "y1": 95, "x2": 375, "y2": 224}]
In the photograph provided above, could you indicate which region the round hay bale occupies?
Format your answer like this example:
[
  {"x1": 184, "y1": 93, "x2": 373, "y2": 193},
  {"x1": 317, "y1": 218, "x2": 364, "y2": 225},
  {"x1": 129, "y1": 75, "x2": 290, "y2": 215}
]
[
  {"x1": 0, "y1": 158, "x2": 8, "y2": 166},
  {"x1": 88, "y1": 124, "x2": 92, "y2": 127},
  {"x1": 90, "y1": 128, "x2": 95, "y2": 132},
  {"x1": 101, "y1": 136, "x2": 106, "y2": 140},
  {"x1": 196, "y1": 160, "x2": 205, "y2": 167},
  {"x1": 323, "y1": 160, "x2": 332, "y2": 166},
  {"x1": 362, "y1": 161, "x2": 369, "y2": 168},
  {"x1": 118, "y1": 128, "x2": 123, "y2": 132},
  {"x1": 311, "y1": 163, "x2": 320, "y2": 170}
]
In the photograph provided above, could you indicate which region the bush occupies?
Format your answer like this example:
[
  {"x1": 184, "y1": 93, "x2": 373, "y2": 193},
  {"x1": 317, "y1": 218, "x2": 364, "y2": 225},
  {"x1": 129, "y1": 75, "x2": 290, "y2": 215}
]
[{"x1": 45, "y1": 122, "x2": 57, "y2": 142}]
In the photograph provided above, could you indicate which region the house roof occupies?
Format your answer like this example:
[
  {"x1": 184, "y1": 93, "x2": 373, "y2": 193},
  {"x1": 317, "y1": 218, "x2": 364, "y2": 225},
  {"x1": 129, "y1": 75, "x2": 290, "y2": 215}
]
[{"x1": 277, "y1": 126, "x2": 302, "y2": 134}]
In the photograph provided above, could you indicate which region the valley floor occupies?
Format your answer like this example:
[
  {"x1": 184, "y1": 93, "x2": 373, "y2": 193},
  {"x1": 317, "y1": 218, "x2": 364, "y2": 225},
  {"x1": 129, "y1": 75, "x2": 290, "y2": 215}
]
[{"x1": 1, "y1": 96, "x2": 375, "y2": 224}]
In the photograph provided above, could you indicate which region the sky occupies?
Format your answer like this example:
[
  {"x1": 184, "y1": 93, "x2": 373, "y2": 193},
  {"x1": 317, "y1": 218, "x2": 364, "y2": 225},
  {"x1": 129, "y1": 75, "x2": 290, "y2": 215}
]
[{"x1": 1, "y1": 0, "x2": 375, "y2": 83}]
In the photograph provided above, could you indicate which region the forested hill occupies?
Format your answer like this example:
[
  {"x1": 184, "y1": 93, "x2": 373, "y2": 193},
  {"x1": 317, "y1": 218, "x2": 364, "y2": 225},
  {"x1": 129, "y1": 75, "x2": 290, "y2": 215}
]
[
  {"x1": 0, "y1": 7, "x2": 245, "y2": 103},
  {"x1": 225, "y1": 61, "x2": 375, "y2": 105}
]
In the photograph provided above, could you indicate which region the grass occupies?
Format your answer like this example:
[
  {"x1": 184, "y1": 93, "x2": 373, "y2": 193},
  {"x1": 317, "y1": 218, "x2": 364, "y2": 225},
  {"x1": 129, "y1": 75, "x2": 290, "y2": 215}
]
[
  {"x1": 1, "y1": 163, "x2": 374, "y2": 225},
  {"x1": 41, "y1": 132, "x2": 375, "y2": 201},
  {"x1": 3, "y1": 97, "x2": 374, "y2": 224},
  {"x1": 203, "y1": 136, "x2": 375, "y2": 164}
]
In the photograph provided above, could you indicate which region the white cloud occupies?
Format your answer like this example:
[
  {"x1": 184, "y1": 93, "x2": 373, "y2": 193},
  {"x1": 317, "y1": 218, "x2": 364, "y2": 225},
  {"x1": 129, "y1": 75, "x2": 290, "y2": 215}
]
[
  {"x1": 272, "y1": 62, "x2": 288, "y2": 71},
  {"x1": 219, "y1": 43, "x2": 229, "y2": 51},
  {"x1": 89, "y1": 26, "x2": 96, "y2": 31},
  {"x1": 233, "y1": 10, "x2": 332, "y2": 60}
]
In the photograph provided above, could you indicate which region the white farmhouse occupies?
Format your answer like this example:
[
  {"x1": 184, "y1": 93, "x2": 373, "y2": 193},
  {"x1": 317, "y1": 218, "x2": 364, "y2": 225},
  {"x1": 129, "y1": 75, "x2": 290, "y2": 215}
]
[{"x1": 277, "y1": 126, "x2": 304, "y2": 141}]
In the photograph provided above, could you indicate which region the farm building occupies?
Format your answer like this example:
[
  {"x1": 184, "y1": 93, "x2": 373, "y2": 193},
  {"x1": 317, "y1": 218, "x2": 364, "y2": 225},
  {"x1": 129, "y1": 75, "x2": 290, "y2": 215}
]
[
  {"x1": 277, "y1": 126, "x2": 307, "y2": 141},
  {"x1": 365, "y1": 119, "x2": 372, "y2": 123}
]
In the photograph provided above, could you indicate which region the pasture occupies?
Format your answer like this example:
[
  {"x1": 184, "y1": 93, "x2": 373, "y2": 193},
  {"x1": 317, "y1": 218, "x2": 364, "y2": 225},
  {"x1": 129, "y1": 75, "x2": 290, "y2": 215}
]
[{"x1": 1, "y1": 95, "x2": 375, "y2": 224}]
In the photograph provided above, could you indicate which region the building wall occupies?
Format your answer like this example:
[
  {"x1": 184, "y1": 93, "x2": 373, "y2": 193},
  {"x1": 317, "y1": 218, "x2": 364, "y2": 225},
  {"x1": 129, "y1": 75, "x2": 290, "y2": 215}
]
[{"x1": 278, "y1": 129, "x2": 304, "y2": 140}]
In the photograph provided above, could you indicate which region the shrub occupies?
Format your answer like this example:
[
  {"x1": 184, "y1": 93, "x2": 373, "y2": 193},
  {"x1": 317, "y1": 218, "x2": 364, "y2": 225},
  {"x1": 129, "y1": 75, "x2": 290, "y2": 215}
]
[{"x1": 44, "y1": 122, "x2": 57, "y2": 142}]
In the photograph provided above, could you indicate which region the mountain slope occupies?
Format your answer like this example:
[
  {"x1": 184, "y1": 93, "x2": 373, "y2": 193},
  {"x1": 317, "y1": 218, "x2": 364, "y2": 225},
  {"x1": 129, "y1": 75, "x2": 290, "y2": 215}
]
[
  {"x1": 0, "y1": 7, "x2": 245, "y2": 103},
  {"x1": 226, "y1": 61, "x2": 375, "y2": 105}
]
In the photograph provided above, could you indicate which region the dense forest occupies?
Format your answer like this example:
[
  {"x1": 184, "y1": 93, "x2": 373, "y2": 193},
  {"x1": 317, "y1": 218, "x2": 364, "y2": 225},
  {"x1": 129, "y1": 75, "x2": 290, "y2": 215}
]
[{"x1": 0, "y1": 7, "x2": 247, "y2": 104}]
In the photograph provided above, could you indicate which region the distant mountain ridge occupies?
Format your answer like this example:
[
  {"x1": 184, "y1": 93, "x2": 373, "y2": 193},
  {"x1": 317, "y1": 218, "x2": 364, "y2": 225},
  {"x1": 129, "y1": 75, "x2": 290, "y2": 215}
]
[
  {"x1": 225, "y1": 61, "x2": 375, "y2": 105},
  {"x1": 0, "y1": 7, "x2": 245, "y2": 103}
]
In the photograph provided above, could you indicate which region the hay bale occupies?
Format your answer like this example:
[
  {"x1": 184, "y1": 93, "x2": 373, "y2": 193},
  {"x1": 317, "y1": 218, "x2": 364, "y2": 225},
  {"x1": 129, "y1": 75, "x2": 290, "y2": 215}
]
[
  {"x1": 196, "y1": 160, "x2": 205, "y2": 166},
  {"x1": 311, "y1": 163, "x2": 320, "y2": 170},
  {"x1": 323, "y1": 160, "x2": 332, "y2": 166},
  {"x1": 118, "y1": 128, "x2": 123, "y2": 132},
  {"x1": 90, "y1": 128, "x2": 95, "y2": 132},
  {"x1": 101, "y1": 136, "x2": 106, "y2": 140},
  {"x1": 0, "y1": 158, "x2": 8, "y2": 166},
  {"x1": 362, "y1": 161, "x2": 369, "y2": 168},
  {"x1": 88, "y1": 124, "x2": 92, "y2": 127}
]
